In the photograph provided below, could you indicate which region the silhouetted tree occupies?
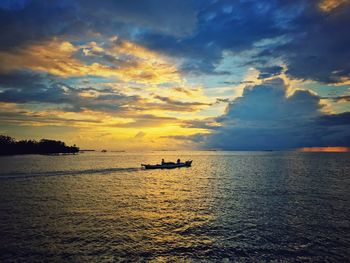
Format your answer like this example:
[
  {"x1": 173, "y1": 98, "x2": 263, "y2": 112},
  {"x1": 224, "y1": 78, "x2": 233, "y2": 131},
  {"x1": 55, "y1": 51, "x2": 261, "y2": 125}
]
[{"x1": 0, "y1": 135, "x2": 79, "y2": 155}]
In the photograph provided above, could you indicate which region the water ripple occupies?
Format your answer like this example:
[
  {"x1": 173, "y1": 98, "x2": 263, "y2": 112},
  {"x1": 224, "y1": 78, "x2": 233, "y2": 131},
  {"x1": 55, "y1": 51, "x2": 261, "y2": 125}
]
[
  {"x1": 0, "y1": 152, "x2": 349, "y2": 261},
  {"x1": 0, "y1": 167, "x2": 141, "y2": 179}
]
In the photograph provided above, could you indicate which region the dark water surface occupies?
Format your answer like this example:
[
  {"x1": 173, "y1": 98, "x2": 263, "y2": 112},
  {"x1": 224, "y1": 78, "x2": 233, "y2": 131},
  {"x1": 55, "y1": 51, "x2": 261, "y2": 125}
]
[{"x1": 0, "y1": 151, "x2": 349, "y2": 262}]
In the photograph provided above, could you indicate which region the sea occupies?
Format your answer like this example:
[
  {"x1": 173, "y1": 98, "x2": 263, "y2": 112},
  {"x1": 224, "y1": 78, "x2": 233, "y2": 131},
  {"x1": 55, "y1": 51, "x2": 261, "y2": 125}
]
[{"x1": 0, "y1": 151, "x2": 349, "y2": 262}]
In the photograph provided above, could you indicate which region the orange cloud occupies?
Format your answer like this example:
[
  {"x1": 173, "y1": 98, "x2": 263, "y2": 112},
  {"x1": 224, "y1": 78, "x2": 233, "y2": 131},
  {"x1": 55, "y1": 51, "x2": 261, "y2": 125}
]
[
  {"x1": 318, "y1": 0, "x2": 349, "y2": 12},
  {"x1": 0, "y1": 37, "x2": 219, "y2": 148},
  {"x1": 0, "y1": 38, "x2": 181, "y2": 85},
  {"x1": 0, "y1": 102, "x2": 209, "y2": 150}
]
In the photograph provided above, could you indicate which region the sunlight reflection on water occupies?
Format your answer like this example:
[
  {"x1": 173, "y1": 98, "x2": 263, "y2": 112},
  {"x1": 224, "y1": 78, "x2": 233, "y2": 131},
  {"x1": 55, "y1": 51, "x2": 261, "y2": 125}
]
[{"x1": 0, "y1": 151, "x2": 349, "y2": 261}]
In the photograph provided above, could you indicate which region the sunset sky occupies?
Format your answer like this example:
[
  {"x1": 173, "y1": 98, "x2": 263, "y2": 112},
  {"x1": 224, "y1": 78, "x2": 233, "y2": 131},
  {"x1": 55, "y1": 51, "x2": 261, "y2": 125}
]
[{"x1": 0, "y1": 0, "x2": 349, "y2": 150}]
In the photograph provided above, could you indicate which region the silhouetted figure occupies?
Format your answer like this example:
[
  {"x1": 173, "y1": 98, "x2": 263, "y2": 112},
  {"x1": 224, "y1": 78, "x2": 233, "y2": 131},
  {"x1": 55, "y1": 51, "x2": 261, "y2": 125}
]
[
  {"x1": 177, "y1": 159, "x2": 181, "y2": 164},
  {"x1": 161, "y1": 159, "x2": 165, "y2": 165}
]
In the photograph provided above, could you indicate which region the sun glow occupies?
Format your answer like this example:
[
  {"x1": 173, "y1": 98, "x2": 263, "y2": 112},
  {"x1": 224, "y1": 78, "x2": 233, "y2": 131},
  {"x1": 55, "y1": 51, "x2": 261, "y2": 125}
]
[{"x1": 299, "y1": 147, "x2": 350, "y2": 152}]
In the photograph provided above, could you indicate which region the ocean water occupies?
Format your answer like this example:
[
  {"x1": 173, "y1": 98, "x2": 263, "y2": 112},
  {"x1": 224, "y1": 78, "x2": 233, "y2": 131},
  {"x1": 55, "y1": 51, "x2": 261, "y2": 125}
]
[{"x1": 0, "y1": 151, "x2": 349, "y2": 262}]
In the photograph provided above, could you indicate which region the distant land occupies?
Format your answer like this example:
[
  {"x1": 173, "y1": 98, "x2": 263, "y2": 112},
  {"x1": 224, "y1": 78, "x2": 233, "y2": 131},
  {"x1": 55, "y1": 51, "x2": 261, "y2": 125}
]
[{"x1": 0, "y1": 135, "x2": 79, "y2": 155}]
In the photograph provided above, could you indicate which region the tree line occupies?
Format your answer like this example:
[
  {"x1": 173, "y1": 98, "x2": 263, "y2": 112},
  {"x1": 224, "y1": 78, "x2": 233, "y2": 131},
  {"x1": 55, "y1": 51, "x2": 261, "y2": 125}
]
[{"x1": 0, "y1": 135, "x2": 79, "y2": 155}]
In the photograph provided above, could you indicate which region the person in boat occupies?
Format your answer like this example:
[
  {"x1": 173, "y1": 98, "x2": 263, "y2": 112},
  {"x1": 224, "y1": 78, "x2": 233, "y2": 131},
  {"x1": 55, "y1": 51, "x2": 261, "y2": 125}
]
[
  {"x1": 161, "y1": 159, "x2": 176, "y2": 165},
  {"x1": 177, "y1": 159, "x2": 181, "y2": 164}
]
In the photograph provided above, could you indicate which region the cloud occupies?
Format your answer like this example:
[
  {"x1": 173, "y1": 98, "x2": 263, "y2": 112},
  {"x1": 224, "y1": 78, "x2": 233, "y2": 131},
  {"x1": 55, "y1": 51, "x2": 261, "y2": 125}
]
[
  {"x1": 0, "y1": 0, "x2": 30, "y2": 11},
  {"x1": 134, "y1": 131, "x2": 146, "y2": 138},
  {"x1": 0, "y1": 38, "x2": 181, "y2": 85},
  {"x1": 0, "y1": 70, "x2": 47, "y2": 89},
  {"x1": 138, "y1": 1, "x2": 288, "y2": 75},
  {"x1": 0, "y1": 71, "x2": 193, "y2": 114},
  {"x1": 0, "y1": 1, "x2": 349, "y2": 148},
  {"x1": 275, "y1": 3, "x2": 350, "y2": 83},
  {"x1": 318, "y1": 0, "x2": 349, "y2": 12},
  {"x1": 1, "y1": 1, "x2": 349, "y2": 85},
  {"x1": 0, "y1": 70, "x2": 213, "y2": 132},
  {"x1": 161, "y1": 133, "x2": 207, "y2": 144},
  {"x1": 138, "y1": 0, "x2": 350, "y2": 85},
  {"x1": 112, "y1": 114, "x2": 178, "y2": 128},
  {"x1": 0, "y1": 74, "x2": 211, "y2": 122},
  {"x1": 195, "y1": 78, "x2": 350, "y2": 150},
  {"x1": 78, "y1": 0, "x2": 198, "y2": 37},
  {"x1": 257, "y1": 66, "x2": 284, "y2": 79},
  {"x1": 317, "y1": 112, "x2": 350, "y2": 125},
  {"x1": 0, "y1": 0, "x2": 198, "y2": 51},
  {"x1": 0, "y1": 71, "x2": 75, "y2": 104},
  {"x1": 0, "y1": 104, "x2": 102, "y2": 127},
  {"x1": 181, "y1": 118, "x2": 220, "y2": 130},
  {"x1": 322, "y1": 95, "x2": 350, "y2": 102},
  {"x1": 153, "y1": 95, "x2": 212, "y2": 110},
  {"x1": 170, "y1": 87, "x2": 200, "y2": 97}
]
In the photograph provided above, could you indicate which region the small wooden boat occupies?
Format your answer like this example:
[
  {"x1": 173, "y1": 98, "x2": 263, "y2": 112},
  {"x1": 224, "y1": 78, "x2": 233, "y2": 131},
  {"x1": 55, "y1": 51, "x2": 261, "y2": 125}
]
[{"x1": 141, "y1": 160, "x2": 192, "y2": 169}]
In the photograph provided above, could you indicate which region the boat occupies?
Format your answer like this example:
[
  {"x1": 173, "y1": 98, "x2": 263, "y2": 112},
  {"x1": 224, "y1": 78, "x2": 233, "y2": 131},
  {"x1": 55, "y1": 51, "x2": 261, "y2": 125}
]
[{"x1": 141, "y1": 160, "x2": 192, "y2": 169}]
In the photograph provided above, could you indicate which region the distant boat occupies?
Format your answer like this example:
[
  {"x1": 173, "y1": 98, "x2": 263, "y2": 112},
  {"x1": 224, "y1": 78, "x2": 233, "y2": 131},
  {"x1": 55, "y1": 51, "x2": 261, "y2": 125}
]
[
  {"x1": 141, "y1": 160, "x2": 192, "y2": 169},
  {"x1": 101, "y1": 149, "x2": 107, "y2": 152}
]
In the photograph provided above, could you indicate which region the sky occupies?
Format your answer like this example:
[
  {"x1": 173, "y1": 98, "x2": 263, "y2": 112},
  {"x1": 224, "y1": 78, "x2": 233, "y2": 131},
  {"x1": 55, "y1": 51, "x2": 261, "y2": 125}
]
[{"x1": 0, "y1": 0, "x2": 349, "y2": 150}]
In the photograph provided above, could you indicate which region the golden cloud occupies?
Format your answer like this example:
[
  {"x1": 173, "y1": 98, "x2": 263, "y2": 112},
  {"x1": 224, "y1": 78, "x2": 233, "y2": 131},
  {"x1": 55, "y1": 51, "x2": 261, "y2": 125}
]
[
  {"x1": 0, "y1": 102, "x2": 208, "y2": 150},
  {"x1": 319, "y1": 0, "x2": 349, "y2": 12},
  {"x1": 0, "y1": 37, "x2": 219, "y2": 149},
  {"x1": 0, "y1": 38, "x2": 181, "y2": 85}
]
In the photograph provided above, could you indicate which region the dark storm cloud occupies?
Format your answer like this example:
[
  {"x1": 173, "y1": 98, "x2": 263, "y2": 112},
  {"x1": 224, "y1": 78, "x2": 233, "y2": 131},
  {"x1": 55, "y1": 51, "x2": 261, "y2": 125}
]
[
  {"x1": 138, "y1": 0, "x2": 291, "y2": 74},
  {"x1": 317, "y1": 112, "x2": 350, "y2": 126},
  {"x1": 138, "y1": 0, "x2": 350, "y2": 83},
  {"x1": 181, "y1": 78, "x2": 350, "y2": 150},
  {"x1": 0, "y1": 0, "x2": 197, "y2": 50},
  {"x1": 1, "y1": 1, "x2": 349, "y2": 83},
  {"x1": 273, "y1": 3, "x2": 350, "y2": 83},
  {"x1": 0, "y1": 0, "x2": 78, "y2": 50}
]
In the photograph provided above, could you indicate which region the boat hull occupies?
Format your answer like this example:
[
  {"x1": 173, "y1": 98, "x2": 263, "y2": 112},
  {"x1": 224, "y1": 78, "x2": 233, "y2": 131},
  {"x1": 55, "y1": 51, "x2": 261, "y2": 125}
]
[{"x1": 141, "y1": 161, "x2": 192, "y2": 169}]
